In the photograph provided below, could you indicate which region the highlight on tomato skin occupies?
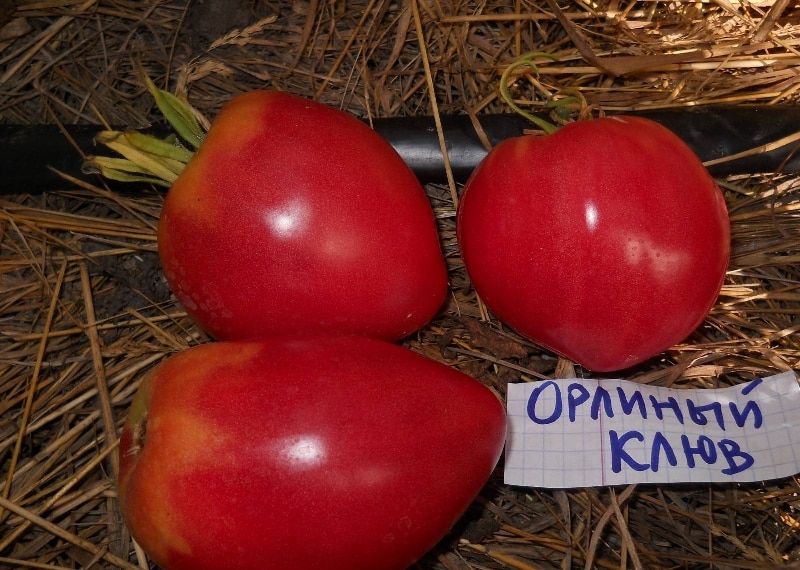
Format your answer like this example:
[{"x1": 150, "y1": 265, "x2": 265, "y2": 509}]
[
  {"x1": 157, "y1": 90, "x2": 449, "y2": 343},
  {"x1": 456, "y1": 115, "x2": 731, "y2": 372},
  {"x1": 116, "y1": 335, "x2": 507, "y2": 570}
]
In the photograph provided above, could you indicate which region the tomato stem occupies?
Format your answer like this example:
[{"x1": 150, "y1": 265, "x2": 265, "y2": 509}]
[{"x1": 498, "y1": 52, "x2": 561, "y2": 135}]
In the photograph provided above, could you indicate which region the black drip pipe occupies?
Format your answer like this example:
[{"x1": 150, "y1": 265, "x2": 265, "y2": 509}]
[
  {"x1": 1, "y1": 105, "x2": 799, "y2": 194},
  {"x1": 371, "y1": 106, "x2": 800, "y2": 183}
]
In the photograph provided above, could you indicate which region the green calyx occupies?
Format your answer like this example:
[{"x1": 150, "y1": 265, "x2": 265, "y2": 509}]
[
  {"x1": 144, "y1": 76, "x2": 205, "y2": 151},
  {"x1": 83, "y1": 77, "x2": 207, "y2": 187}
]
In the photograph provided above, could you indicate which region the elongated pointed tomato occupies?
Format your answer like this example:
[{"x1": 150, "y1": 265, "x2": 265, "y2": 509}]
[
  {"x1": 117, "y1": 335, "x2": 507, "y2": 570},
  {"x1": 158, "y1": 91, "x2": 447, "y2": 341},
  {"x1": 457, "y1": 116, "x2": 730, "y2": 371}
]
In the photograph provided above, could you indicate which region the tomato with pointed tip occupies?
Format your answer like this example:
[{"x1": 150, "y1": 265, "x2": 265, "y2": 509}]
[
  {"x1": 457, "y1": 116, "x2": 730, "y2": 371},
  {"x1": 117, "y1": 335, "x2": 507, "y2": 570},
  {"x1": 158, "y1": 91, "x2": 447, "y2": 341}
]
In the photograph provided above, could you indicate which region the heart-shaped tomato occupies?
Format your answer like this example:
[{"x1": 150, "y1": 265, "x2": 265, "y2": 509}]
[
  {"x1": 158, "y1": 91, "x2": 447, "y2": 341},
  {"x1": 117, "y1": 336, "x2": 506, "y2": 570},
  {"x1": 457, "y1": 116, "x2": 730, "y2": 371}
]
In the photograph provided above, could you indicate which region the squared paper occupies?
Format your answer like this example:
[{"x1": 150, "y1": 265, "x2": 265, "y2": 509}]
[{"x1": 504, "y1": 371, "x2": 800, "y2": 488}]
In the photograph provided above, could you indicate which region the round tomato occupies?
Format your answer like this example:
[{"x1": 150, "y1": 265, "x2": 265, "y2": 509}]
[
  {"x1": 158, "y1": 91, "x2": 447, "y2": 341},
  {"x1": 117, "y1": 335, "x2": 506, "y2": 570},
  {"x1": 457, "y1": 116, "x2": 730, "y2": 371}
]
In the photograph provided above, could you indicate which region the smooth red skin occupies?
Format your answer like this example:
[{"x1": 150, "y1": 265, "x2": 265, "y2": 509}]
[
  {"x1": 457, "y1": 116, "x2": 730, "y2": 372},
  {"x1": 158, "y1": 91, "x2": 447, "y2": 341},
  {"x1": 117, "y1": 336, "x2": 506, "y2": 570}
]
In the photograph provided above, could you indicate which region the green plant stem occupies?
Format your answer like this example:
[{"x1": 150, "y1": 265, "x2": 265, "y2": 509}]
[{"x1": 499, "y1": 52, "x2": 561, "y2": 134}]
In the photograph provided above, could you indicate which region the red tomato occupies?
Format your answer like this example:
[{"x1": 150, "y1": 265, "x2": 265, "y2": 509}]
[
  {"x1": 158, "y1": 91, "x2": 447, "y2": 341},
  {"x1": 117, "y1": 336, "x2": 507, "y2": 570},
  {"x1": 457, "y1": 116, "x2": 730, "y2": 371}
]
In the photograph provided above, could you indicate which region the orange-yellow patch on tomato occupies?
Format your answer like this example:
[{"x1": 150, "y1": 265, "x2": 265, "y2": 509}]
[
  {"x1": 208, "y1": 90, "x2": 275, "y2": 152},
  {"x1": 163, "y1": 91, "x2": 272, "y2": 227},
  {"x1": 158, "y1": 340, "x2": 263, "y2": 386},
  {"x1": 149, "y1": 408, "x2": 230, "y2": 469},
  {"x1": 127, "y1": 400, "x2": 236, "y2": 564},
  {"x1": 161, "y1": 152, "x2": 213, "y2": 225},
  {"x1": 125, "y1": 473, "x2": 194, "y2": 563},
  {"x1": 123, "y1": 417, "x2": 199, "y2": 563},
  {"x1": 121, "y1": 341, "x2": 265, "y2": 565}
]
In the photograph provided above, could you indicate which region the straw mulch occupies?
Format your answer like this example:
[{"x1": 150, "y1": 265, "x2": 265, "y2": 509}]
[{"x1": 2, "y1": 0, "x2": 800, "y2": 568}]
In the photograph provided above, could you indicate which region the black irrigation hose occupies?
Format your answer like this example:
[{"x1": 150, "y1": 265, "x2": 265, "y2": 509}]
[
  {"x1": 372, "y1": 106, "x2": 800, "y2": 182},
  {"x1": 1, "y1": 105, "x2": 799, "y2": 194}
]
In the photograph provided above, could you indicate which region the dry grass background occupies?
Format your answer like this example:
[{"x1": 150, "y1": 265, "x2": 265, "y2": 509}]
[{"x1": 1, "y1": 0, "x2": 800, "y2": 568}]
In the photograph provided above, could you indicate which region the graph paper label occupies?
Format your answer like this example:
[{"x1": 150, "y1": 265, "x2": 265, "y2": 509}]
[{"x1": 504, "y1": 371, "x2": 800, "y2": 488}]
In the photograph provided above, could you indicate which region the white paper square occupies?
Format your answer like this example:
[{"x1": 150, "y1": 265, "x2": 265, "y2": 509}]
[{"x1": 504, "y1": 371, "x2": 800, "y2": 488}]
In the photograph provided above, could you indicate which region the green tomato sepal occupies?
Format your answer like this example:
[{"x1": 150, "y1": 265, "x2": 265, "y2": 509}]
[{"x1": 83, "y1": 77, "x2": 206, "y2": 188}]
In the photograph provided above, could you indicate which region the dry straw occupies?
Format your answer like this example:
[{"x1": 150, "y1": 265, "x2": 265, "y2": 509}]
[{"x1": 1, "y1": 0, "x2": 800, "y2": 568}]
